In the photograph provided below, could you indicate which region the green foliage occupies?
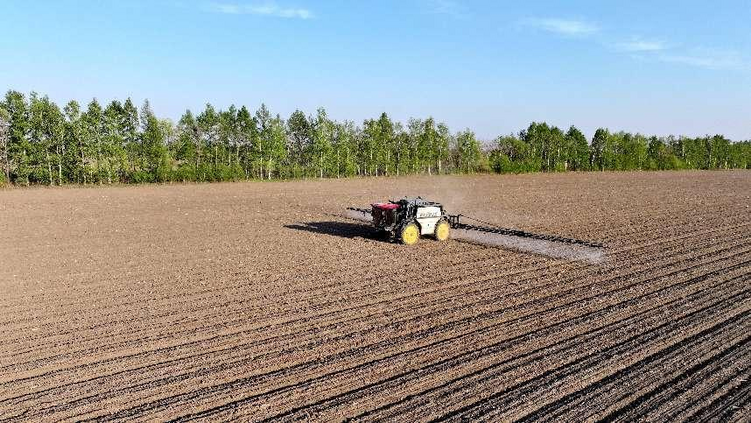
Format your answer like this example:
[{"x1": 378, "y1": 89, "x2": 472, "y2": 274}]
[
  {"x1": 286, "y1": 109, "x2": 311, "y2": 177},
  {"x1": 590, "y1": 128, "x2": 608, "y2": 171},
  {"x1": 2, "y1": 91, "x2": 31, "y2": 185},
  {"x1": 1, "y1": 89, "x2": 748, "y2": 185},
  {"x1": 565, "y1": 126, "x2": 590, "y2": 171},
  {"x1": 455, "y1": 129, "x2": 482, "y2": 173},
  {"x1": 332, "y1": 120, "x2": 359, "y2": 178},
  {"x1": 311, "y1": 108, "x2": 334, "y2": 178},
  {"x1": 361, "y1": 113, "x2": 396, "y2": 176},
  {"x1": 488, "y1": 122, "x2": 749, "y2": 175}
]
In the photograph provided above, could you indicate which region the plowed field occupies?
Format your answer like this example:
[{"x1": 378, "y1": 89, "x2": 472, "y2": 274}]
[{"x1": 1, "y1": 171, "x2": 749, "y2": 421}]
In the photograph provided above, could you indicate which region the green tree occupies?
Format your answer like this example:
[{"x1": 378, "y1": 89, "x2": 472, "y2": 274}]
[
  {"x1": 122, "y1": 98, "x2": 139, "y2": 176},
  {"x1": 82, "y1": 99, "x2": 104, "y2": 182},
  {"x1": 492, "y1": 134, "x2": 530, "y2": 173},
  {"x1": 218, "y1": 105, "x2": 237, "y2": 169},
  {"x1": 590, "y1": 128, "x2": 609, "y2": 170},
  {"x1": 376, "y1": 113, "x2": 395, "y2": 175},
  {"x1": 647, "y1": 136, "x2": 662, "y2": 170},
  {"x1": 254, "y1": 104, "x2": 271, "y2": 178},
  {"x1": 332, "y1": 120, "x2": 358, "y2": 177},
  {"x1": 456, "y1": 129, "x2": 481, "y2": 172},
  {"x1": 173, "y1": 110, "x2": 198, "y2": 181},
  {"x1": 709, "y1": 135, "x2": 731, "y2": 169},
  {"x1": 435, "y1": 122, "x2": 451, "y2": 174},
  {"x1": 103, "y1": 100, "x2": 128, "y2": 183},
  {"x1": 520, "y1": 122, "x2": 554, "y2": 171},
  {"x1": 497, "y1": 134, "x2": 530, "y2": 164},
  {"x1": 612, "y1": 132, "x2": 647, "y2": 170},
  {"x1": 236, "y1": 106, "x2": 256, "y2": 178},
  {"x1": 646, "y1": 136, "x2": 680, "y2": 170},
  {"x1": 549, "y1": 126, "x2": 566, "y2": 171},
  {"x1": 565, "y1": 126, "x2": 589, "y2": 171},
  {"x1": 265, "y1": 114, "x2": 287, "y2": 179},
  {"x1": 728, "y1": 141, "x2": 750, "y2": 169},
  {"x1": 62, "y1": 101, "x2": 86, "y2": 183},
  {"x1": 406, "y1": 118, "x2": 423, "y2": 174},
  {"x1": 140, "y1": 100, "x2": 169, "y2": 182},
  {"x1": 683, "y1": 137, "x2": 706, "y2": 169},
  {"x1": 361, "y1": 118, "x2": 380, "y2": 176},
  {"x1": 29, "y1": 94, "x2": 65, "y2": 184},
  {"x1": 175, "y1": 111, "x2": 197, "y2": 162},
  {"x1": 311, "y1": 108, "x2": 334, "y2": 178},
  {"x1": 286, "y1": 109, "x2": 312, "y2": 177},
  {"x1": 391, "y1": 126, "x2": 409, "y2": 177},
  {"x1": 2, "y1": 91, "x2": 32, "y2": 184},
  {"x1": 419, "y1": 118, "x2": 437, "y2": 174},
  {"x1": 197, "y1": 103, "x2": 219, "y2": 178}
]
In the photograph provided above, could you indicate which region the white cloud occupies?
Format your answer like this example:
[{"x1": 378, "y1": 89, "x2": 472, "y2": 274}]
[
  {"x1": 425, "y1": 0, "x2": 467, "y2": 18},
  {"x1": 520, "y1": 18, "x2": 599, "y2": 36},
  {"x1": 210, "y1": 2, "x2": 313, "y2": 19},
  {"x1": 613, "y1": 38, "x2": 668, "y2": 52},
  {"x1": 658, "y1": 49, "x2": 746, "y2": 70},
  {"x1": 519, "y1": 16, "x2": 746, "y2": 72},
  {"x1": 616, "y1": 42, "x2": 747, "y2": 71}
]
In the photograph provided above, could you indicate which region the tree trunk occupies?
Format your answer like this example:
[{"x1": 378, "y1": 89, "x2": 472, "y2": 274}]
[
  {"x1": 57, "y1": 145, "x2": 63, "y2": 185},
  {"x1": 96, "y1": 138, "x2": 101, "y2": 184},
  {"x1": 196, "y1": 142, "x2": 201, "y2": 169},
  {"x1": 46, "y1": 150, "x2": 53, "y2": 186},
  {"x1": 80, "y1": 146, "x2": 86, "y2": 184},
  {"x1": 22, "y1": 149, "x2": 29, "y2": 186},
  {"x1": 2, "y1": 140, "x2": 9, "y2": 183}
]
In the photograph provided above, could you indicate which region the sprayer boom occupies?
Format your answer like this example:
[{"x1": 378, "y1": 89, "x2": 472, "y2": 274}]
[
  {"x1": 448, "y1": 216, "x2": 604, "y2": 248},
  {"x1": 347, "y1": 197, "x2": 604, "y2": 249}
]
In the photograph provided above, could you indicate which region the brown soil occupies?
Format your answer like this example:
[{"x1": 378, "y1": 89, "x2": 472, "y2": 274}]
[{"x1": 1, "y1": 171, "x2": 749, "y2": 421}]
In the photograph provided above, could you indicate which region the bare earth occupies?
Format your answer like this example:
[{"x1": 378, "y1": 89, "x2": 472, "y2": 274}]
[{"x1": 1, "y1": 171, "x2": 749, "y2": 421}]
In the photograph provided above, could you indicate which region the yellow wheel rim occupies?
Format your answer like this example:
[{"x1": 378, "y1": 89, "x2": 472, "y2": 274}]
[
  {"x1": 401, "y1": 224, "x2": 420, "y2": 245},
  {"x1": 435, "y1": 221, "x2": 450, "y2": 241}
]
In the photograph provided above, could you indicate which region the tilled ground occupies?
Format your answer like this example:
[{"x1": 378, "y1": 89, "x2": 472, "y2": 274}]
[{"x1": 0, "y1": 171, "x2": 749, "y2": 421}]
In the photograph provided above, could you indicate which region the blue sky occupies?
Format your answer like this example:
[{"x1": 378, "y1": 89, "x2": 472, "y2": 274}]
[{"x1": 1, "y1": 0, "x2": 750, "y2": 140}]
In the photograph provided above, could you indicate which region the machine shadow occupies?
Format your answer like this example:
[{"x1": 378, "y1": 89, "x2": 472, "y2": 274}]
[{"x1": 284, "y1": 221, "x2": 390, "y2": 242}]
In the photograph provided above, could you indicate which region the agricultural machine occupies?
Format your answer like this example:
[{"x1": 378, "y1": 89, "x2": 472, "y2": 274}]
[
  {"x1": 348, "y1": 197, "x2": 452, "y2": 245},
  {"x1": 347, "y1": 197, "x2": 604, "y2": 248}
]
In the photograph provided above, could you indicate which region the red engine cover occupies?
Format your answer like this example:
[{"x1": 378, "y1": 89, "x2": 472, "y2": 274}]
[{"x1": 372, "y1": 202, "x2": 400, "y2": 210}]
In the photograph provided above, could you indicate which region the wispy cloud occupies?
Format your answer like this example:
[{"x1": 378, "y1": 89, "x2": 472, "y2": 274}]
[
  {"x1": 658, "y1": 48, "x2": 746, "y2": 70},
  {"x1": 613, "y1": 37, "x2": 668, "y2": 52},
  {"x1": 518, "y1": 15, "x2": 746, "y2": 72},
  {"x1": 210, "y1": 2, "x2": 313, "y2": 19},
  {"x1": 611, "y1": 37, "x2": 749, "y2": 71},
  {"x1": 520, "y1": 17, "x2": 599, "y2": 36},
  {"x1": 424, "y1": 0, "x2": 467, "y2": 19}
]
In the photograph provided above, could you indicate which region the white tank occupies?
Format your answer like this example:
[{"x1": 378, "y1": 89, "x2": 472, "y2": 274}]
[{"x1": 416, "y1": 206, "x2": 442, "y2": 235}]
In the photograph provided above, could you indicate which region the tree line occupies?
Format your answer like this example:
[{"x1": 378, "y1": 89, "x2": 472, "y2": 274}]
[
  {"x1": 0, "y1": 90, "x2": 748, "y2": 185},
  {"x1": 490, "y1": 122, "x2": 750, "y2": 173}
]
